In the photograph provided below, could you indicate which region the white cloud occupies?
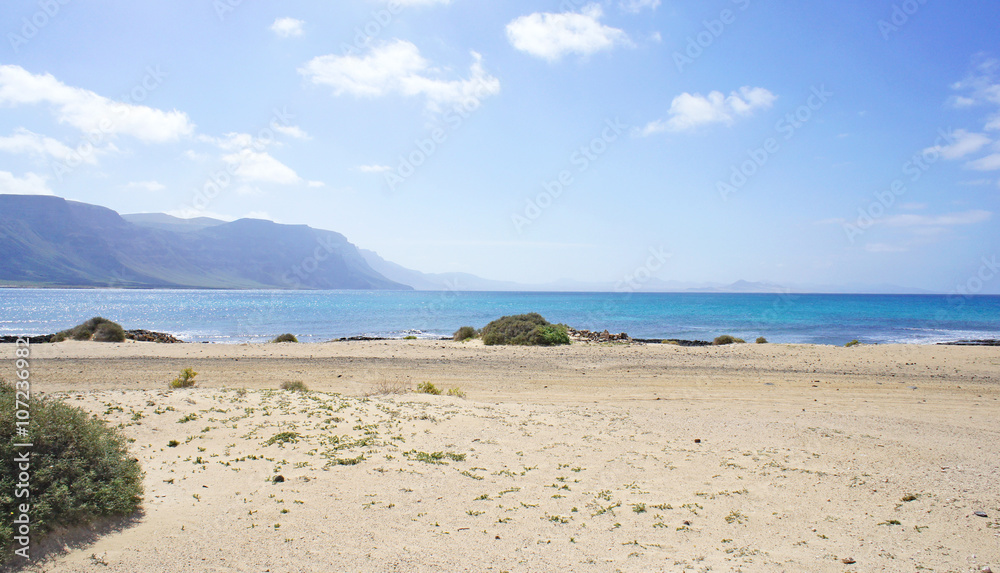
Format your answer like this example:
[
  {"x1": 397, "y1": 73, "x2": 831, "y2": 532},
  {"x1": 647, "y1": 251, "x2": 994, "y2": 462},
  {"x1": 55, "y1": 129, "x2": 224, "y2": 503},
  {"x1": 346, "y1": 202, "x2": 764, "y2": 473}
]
[
  {"x1": 306, "y1": 180, "x2": 325, "y2": 188},
  {"x1": 274, "y1": 124, "x2": 310, "y2": 140},
  {"x1": 223, "y1": 149, "x2": 303, "y2": 185},
  {"x1": 506, "y1": 4, "x2": 630, "y2": 62},
  {"x1": 299, "y1": 40, "x2": 500, "y2": 112},
  {"x1": 0, "y1": 127, "x2": 101, "y2": 165},
  {"x1": 0, "y1": 65, "x2": 195, "y2": 143},
  {"x1": 965, "y1": 153, "x2": 1000, "y2": 171},
  {"x1": 0, "y1": 171, "x2": 52, "y2": 195},
  {"x1": 270, "y1": 17, "x2": 304, "y2": 38},
  {"x1": 882, "y1": 210, "x2": 992, "y2": 227},
  {"x1": 925, "y1": 129, "x2": 991, "y2": 160},
  {"x1": 124, "y1": 180, "x2": 166, "y2": 192},
  {"x1": 639, "y1": 86, "x2": 777, "y2": 134},
  {"x1": 357, "y1": 164, "x2": 393, "y2": 173},
  {"x1": 619, "y1": 0, "x2": 661, "y2": 13}
]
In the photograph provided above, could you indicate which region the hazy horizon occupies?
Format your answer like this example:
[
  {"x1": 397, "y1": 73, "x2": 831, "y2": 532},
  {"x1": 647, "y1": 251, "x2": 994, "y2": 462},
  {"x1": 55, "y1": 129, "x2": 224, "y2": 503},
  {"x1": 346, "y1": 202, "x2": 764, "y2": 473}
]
[{"x1": 2, "y1": 1, "x2": 999, "y2": 293}]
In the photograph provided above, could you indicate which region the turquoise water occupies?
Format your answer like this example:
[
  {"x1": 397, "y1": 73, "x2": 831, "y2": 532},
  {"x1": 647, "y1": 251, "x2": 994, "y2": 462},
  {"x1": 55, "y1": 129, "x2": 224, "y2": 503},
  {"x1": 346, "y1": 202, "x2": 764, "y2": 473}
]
[{"x1": 1, "y1": 289, "x2": 998, "y2": 345}]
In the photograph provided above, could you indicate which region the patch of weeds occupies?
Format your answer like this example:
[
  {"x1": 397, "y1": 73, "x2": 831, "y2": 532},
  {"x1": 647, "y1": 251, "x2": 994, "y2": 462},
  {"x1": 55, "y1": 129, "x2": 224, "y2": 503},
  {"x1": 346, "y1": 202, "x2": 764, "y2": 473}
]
[
  {"x1": 725, "y1": 510, "x2": 746, "y2": 524},
  {"x1": 416, "y1": 382, "x2": 441, "y2": 395},
  {"x1": 177, "y1": 413, "x2": 198, "y2": 424},
  {"x1": 265, "y1": 432, "x2": 301, "y2": 446},
  {"x1": 170, "y1": 368, "x2": 198, "y2": 389},
  {"x1": 280, "y1": 381, "x2": 309, "y2": 392}
]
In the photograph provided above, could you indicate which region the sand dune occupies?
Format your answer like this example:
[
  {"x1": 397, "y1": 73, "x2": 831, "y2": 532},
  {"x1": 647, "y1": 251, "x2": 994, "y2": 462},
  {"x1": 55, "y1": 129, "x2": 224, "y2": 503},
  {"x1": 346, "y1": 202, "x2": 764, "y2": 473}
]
[{"x1": 12, "y1": 341, "x2": 1000, "y2": 572}]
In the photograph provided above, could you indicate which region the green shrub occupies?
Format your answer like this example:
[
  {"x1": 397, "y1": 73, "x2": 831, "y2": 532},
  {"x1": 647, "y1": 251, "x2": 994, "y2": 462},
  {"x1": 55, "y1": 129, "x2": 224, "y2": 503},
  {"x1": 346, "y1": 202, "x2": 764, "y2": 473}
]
[
  {"x1": 52, "y1": 317, "x2": 126, "y2": 343},
  {"x1": 845, "y1": 339, "x2": 860, "y2": 347},
  {"x1": 480, "y1": 313, "x2": 570, "y2": 346},
  {"x1": 756, "y1": 337, "x2": 768, "y2": 344},
  {"x1": 453, "y1": 326, "x2": 477, "y2": 341},
  {"x1": 170, "y1": 368, "x2": 197, "y2": 389},
  {"x1": 280, "y1": 380, "x2": 309, "y2": 392},
  {"x1": 0, "y1": 380, "x2": 143, "y2": 562},
  {"x1": 713, "y1": 335, "x2": 745, "y2": 345},
  {"x1": 403, "y1": 335, "x2": 417, "y2": 340},
  {"x1": 416, "y1": 382, "x2": 441, "y2": 395},
  {"x1": 446, "y1": 387, "x2": 466, "y2": 398},
  {"x1": 272, "y1": 333, "x2": 298, "y2": 343}
]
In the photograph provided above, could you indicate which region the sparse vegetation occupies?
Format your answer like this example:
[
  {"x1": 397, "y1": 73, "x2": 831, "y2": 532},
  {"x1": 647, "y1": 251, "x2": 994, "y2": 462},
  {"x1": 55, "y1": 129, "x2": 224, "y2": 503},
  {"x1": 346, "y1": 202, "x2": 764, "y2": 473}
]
[
  {"x1": 416, "y1": 382, "x2": 442, "y2": 395},
  {"x1": 453, "y1": 326, "x2": 478, "y2": 341},
  {"x1": 364, "y1": 377, "x2": 409, "y2": 396},
  {"x1": 280, "y1": 380, "x2": 309, "y2": 392},
  {"x1": 756, "y1": 337, "x2": 768, "y2": 344},
  {"x1": 480, "y1": 313, "x2": 570, "y2": 346},
  {"x1": 170, "y1": 368, "x2": 198, "y2": 389},
  {"x1": 403, "y1": 335, "x2": 417, "y2": 340},
  {"x1": 446, "y1": 387, "x2": 466, "y2": 398},
  {"x1": 52, "y1": 317, "x2": 126, "y2": 343},
  {"x1": 272, "y1": 333, "x2": 298, "y2": 343},
  {"x1": 1, "y1": 380, "x2": 143, "y2": 561},
  {"x1": 845, "y1": 339, "x2": 860, "y2": 347},
  {"x1": 713, "y1": 335, "x2": 746, "y2": 345}
]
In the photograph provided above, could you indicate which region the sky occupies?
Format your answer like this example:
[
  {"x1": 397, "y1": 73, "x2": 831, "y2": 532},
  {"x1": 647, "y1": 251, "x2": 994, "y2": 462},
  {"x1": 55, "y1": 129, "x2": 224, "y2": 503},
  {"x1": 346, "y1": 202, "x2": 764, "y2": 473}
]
[{"x1": 1, "y1": 0, "x2": 999, "y2": 293}]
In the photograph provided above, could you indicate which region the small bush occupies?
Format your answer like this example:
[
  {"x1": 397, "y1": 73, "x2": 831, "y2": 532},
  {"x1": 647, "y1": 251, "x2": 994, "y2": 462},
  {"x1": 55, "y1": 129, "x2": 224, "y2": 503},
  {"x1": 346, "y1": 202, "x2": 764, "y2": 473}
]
[
  {"x1": 416, "y1": 382, "x2": 441, "y2": 395},
  {"x1": 480, "y1": 313, "x2": 570, "y2": 346},
  {"x1": 453, "y1": 326, "x2": 477, "y2": 341},
  {"x1": 52, "y1": 317, "x2": 126, "y2": 343},
  {"x1": 845, "y1": 339, "x2": 860, "y2": 347},
  {"x1": 1, "y1": 380, "x2": 143, "y2": 562},
  {"x1": 272, "y1": 333, "x2": 298, "y2": 343},
  {"x1": 756, "y1": 337, "x2": 768, "y2": 344},
  {"x1": 170, "y1": 368, "x2": 197, "y2": 389},
  {"x1": 713, "y1": 335, "x2": 745, "y2": 345},
  {"x1": 280, "y1": 380, "x2": 309, "y2": 392},
  {"x1": 446, "y1": 387, "x2": 466, "y2": 398},
  {"x1": 403, "y1": 335, "x2": 417, "y2": 340}
]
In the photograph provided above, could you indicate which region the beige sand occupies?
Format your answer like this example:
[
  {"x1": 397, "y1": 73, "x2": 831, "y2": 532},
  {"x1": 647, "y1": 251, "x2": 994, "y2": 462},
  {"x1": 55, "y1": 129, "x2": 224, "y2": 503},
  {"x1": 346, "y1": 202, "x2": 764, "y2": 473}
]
[{"x1": 11, "y1": 340, "x2": 1000, "y2": 572}]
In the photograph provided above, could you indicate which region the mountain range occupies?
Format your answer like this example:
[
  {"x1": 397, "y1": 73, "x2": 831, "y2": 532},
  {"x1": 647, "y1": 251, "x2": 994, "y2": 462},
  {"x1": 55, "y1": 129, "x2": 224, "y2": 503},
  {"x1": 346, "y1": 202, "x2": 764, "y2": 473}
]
[
  {"x1": 0, "y1": 195, "x2": 406, "y2": 289},
  {"x1": 0, "y1": 195, "x2": 932, "y2": 293}
]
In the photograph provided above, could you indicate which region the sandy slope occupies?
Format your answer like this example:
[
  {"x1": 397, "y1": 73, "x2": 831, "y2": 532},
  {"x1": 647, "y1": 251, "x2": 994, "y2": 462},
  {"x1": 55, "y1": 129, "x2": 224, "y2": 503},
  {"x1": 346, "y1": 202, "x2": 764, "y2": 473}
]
[{"x1": 9, "y1": 340, "x2": 1000, "y2": 572}]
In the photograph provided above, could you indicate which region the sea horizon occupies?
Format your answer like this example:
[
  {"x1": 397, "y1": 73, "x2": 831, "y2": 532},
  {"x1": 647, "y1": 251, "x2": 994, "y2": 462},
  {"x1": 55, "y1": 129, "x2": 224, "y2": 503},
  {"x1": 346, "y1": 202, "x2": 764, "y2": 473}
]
[{"x1": 2, "y1": 288, "x2": 998, "y2": 346}]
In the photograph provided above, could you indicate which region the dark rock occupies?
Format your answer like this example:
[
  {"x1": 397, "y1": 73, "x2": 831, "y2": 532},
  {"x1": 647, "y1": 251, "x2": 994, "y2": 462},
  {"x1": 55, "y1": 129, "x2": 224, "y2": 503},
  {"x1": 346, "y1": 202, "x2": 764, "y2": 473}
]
[
  {"x1": 272, "y1": 475, "x2": 285, "y2": 484},
  {"x1": 841, "y1": 557, "x2": 856, "y2": 564},
  {"x1": 974, "y1": 511, "x2": 988, "y2": 518},
  {"x1": 125, "y1": 329, "x2": 184, "y2": 343},
  {"x1": 939, "y1": 339, "x2": 1000, "y2": 346},
  {"x1": 0, "y1": 334, "x2": 53, "y2": 344}
]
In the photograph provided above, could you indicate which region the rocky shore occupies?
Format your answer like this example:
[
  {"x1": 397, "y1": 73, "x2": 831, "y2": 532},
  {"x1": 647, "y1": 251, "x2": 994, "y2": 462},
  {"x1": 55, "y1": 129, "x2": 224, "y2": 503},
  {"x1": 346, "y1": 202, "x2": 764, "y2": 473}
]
[{"x1": 0, "y1": 329, "x2": 184, "y2": 344}]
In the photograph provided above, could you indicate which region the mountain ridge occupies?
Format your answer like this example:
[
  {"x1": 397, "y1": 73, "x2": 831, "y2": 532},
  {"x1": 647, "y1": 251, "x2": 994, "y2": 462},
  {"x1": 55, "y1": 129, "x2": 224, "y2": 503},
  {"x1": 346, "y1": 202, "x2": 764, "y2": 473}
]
[{"x1": 0, "y1": 195, "x2": 410, "y2": 290}]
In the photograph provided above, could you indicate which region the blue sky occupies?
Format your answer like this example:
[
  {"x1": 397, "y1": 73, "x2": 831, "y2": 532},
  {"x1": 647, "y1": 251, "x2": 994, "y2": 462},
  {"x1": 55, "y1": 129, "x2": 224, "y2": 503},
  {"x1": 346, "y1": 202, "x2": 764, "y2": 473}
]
[{"x1": 1, "y1": 0, "x2": 999, "y2": 292}]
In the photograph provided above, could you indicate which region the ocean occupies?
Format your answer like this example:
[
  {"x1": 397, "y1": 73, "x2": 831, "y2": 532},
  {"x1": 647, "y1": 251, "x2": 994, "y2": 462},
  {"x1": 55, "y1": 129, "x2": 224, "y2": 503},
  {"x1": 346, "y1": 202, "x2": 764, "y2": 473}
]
[{"x1": 1, "y1": 289, "x2": 998, "y2": 345}]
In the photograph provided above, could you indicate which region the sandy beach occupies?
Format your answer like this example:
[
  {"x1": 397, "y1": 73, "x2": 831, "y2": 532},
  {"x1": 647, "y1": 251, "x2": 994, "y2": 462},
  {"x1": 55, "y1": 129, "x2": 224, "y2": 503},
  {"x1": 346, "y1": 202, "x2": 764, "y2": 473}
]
[{"x1": 10, "y1": 340, "x2": 1000, "y2": 572}]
